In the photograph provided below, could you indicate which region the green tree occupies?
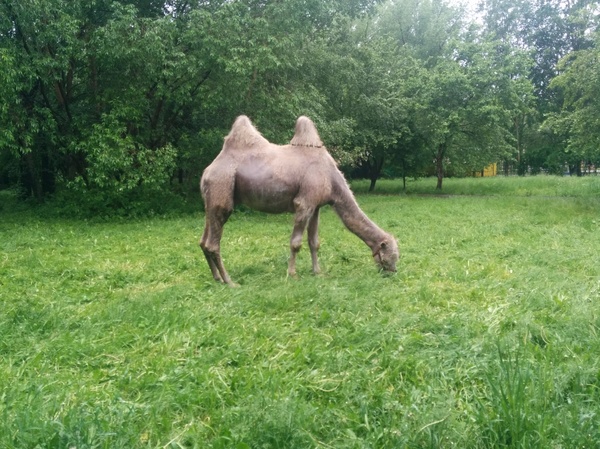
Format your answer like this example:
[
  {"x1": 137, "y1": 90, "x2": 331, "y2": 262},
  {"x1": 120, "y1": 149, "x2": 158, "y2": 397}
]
[
  {"x1": 323, "y1": 31, "x2": 418, "y2": 191},
  {"x1": 340, "y1": 0, "x2": 465, "y2": 190},
  {"x1": 481, "y1": 0, "x2": 599, "y2": 174},
  {"x1": 368, "y1": 0, "x2": 525, "y2": 189},
  {"x1": 545, "y1": 31, "x2": 600, "y2": 173},
  {"x1": 0, "y1": 0, "x2": 185, "y2": 198},
  {"x1": 0, "y1": 0, "x2": 383, "y2": 204},
  {"x1": 0, "y1": 0, "x2": 78, "y2": 197}
]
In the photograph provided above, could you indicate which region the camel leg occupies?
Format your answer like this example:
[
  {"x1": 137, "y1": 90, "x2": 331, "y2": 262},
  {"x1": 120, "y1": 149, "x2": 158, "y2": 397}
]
[
  {"x1": 288, "y1": 203, "x2": 314, "y2": 277},
  {"x1": 307, "y1": 208, "x2": 321, "y2": 274},
  {"x1": 200, "y1": 224, "x2": 223, "y2": 282},
  {"x1": 200, "y1": 206, "x2": 235, "y2": 285}
]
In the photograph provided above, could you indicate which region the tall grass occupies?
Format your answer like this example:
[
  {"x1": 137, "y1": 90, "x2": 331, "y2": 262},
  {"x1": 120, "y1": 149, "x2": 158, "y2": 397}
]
[
  {"x1": 352, "y1": 174, "x2": 600, "y2": 197},
  {"x1": 1, "y1": 177, "x2": 600, "y2": 448}
]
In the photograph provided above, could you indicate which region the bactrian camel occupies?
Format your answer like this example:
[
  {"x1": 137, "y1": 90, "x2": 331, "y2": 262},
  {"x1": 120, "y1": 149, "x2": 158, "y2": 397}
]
[{"x1": 200, "y1": 115, "x2": 399, "y2": 285}]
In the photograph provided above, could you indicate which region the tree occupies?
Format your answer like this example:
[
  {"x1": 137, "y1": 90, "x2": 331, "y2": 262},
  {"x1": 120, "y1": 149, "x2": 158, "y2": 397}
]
[
  {"x1": 0, "y1": 0, "x2": 78, "y2": 197},
  {"x1": 377, "y1": 0, "x2": 464, "y2": 65},
  {"x1": 481, "y1": 0, "x2": 600, "y2": 174},
  {"x1": 343, "y1": 0, "x2": 467, "y2": 190},
  {"x1": 0, "y1": 0, "x2": 383, "y2": 203},
  {"x1": 545, "y1": 30, "x2": 600, "y2": 173},
  {"x1": 410, "y1": 33, "x2": 533, "y2": 189},
  {"x1": 366, "y1": 0, "x2": 525, "y2": 189},
  {"x1": 325, "y1": 32, "x2": 418, "y2": 192}
]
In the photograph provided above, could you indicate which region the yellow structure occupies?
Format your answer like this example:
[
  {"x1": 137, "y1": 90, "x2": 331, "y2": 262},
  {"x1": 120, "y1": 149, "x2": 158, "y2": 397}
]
[{"x1": 473, "y1": 163, "x2": 497, "y2": 177}]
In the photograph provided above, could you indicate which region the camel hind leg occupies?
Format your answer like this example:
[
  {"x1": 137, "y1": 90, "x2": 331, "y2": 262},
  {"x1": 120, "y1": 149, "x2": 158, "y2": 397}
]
[
  {"x1": 307, "y1": 208, "x2": 321, "y2": 274},
  {"x1": 288, "y1": 200, "x2": 315, "y2": 277}
]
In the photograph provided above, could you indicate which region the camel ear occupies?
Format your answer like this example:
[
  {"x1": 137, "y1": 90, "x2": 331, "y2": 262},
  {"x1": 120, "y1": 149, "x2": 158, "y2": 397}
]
[{"x1": 380, "y1": 241, "x2": 388, "y2": 250}]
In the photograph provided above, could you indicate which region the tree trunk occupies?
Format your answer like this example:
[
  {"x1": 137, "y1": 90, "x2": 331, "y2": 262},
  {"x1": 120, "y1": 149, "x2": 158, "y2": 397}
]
[
  {"x1": 514, "y1": 115, "x2": 524, "y2": 176},
  {"x1": 568, "y1": 162, "x2": 582, "y2": 176},
  {"x1": 41, "y1": 147, "x2": 56, "y2": 195},
  {"x1": 20, "y1": 152, "x2": 42, "y2": 199},
  {"x1": 435, "y1": 143, "x2": 445, "y2": 190},
  {"x1": 436, "y1": 170, "x2": 443, "y2": 190},
  {"x1": 369, "y1": 177, "x2": 377, "y2": 192},
  {"x1": 367, "y1": 155, "x2": 384, "y2": 193}
]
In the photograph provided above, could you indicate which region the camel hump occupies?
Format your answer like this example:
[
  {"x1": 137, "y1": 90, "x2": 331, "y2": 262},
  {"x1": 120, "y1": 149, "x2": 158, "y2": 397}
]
[
  {"x1": 223, "y1": 115, "x2": 270, "y2": 149},
  {"x1": 290, "y1": 116, "x2": 323, "y2": 148}
]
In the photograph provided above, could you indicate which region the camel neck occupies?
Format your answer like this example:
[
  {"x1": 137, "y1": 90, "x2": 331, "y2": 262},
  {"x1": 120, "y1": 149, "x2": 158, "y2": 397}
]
[{"x1": 331, "y1": 179, "x2": 388, "y2": 252}]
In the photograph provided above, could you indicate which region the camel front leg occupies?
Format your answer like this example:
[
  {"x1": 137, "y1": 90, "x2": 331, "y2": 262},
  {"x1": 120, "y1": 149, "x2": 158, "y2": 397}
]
[
  {"x1": 307, "y1": 208, "x2": 321, "y2": 274},
  {"x1": 203, "y1": 248, "x2": 235, "y2": 286},
  {"x1": 200, "y1": 239, "x2": 236, "y2": 286},
  {"x1": 199, "y1": 225, "x2": 223, "y2": 282},
  {"x1": 200, "y1": 208, "x2": 236, "y2": 286}
]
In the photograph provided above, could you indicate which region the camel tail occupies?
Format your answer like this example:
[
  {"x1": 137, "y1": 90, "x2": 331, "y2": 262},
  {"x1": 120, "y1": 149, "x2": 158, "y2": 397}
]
[
  {"x1": 290, "y1": 116, "x2": 323, "y2": 148},
  {"x1": 223, "y1": 115, "x2": 270, "y2": 149}
]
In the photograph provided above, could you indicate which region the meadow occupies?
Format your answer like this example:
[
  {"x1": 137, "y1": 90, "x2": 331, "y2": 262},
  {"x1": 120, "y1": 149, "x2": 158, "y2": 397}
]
[{"x1": 1, "y1": 176, "x2": 600, "y2": 448}]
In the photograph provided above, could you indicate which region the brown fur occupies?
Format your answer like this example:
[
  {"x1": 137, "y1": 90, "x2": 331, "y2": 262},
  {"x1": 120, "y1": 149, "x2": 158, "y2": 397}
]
[
  {"x1": 223, "y1": 115, "x2": 270, "y2": 149},
  {"x1": 290, "y1": 116, "x2": 323, "y2": 147},
  {"x1": 199, "y1": 115, "x2": 399, "y2": 286}
]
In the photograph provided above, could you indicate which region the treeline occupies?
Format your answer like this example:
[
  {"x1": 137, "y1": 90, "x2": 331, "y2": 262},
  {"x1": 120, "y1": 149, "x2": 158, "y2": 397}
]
[{"x1": 1, "y1": 0, "x2": 599, "y2": 204}]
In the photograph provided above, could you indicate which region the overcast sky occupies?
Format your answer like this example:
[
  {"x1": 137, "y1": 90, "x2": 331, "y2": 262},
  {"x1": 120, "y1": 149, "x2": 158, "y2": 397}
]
[
  {"x1": 450, "y1": 0, "x2": 479, "y2": 12},
  {"x1": 448, "y1": 0, "x2": 484, "y2": 23}
]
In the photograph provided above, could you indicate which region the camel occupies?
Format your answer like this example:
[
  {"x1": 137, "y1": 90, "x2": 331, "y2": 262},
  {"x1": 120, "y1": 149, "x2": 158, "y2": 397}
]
[{"x1": 199, "y1": 115, "x2": 399, "y2": 285}]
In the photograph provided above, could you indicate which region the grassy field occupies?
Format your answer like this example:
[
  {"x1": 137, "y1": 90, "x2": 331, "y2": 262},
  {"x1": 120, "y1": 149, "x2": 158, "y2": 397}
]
[
  {"x1": 353, "y1": 175, "x2": 600, "y2": 197},
  {"x1": 1, "y1": 176, "x2": 600, "y2": 448}
]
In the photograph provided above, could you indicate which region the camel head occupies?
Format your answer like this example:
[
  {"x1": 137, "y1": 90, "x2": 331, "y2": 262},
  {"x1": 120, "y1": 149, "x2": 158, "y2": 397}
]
[{"x1": 373, "y1": 236, "x2": 399, "y2": 273}]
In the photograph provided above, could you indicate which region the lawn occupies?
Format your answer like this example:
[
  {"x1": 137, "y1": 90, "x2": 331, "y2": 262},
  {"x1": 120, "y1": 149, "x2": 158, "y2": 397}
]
[{"x1": 1, "y1": 176, "x2": 600, "y2": 448}]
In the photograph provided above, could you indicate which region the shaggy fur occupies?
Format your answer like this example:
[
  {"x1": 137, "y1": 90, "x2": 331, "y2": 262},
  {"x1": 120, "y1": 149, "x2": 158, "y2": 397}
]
[
  {"x1": 290, "y1": 116, "x2": 323, "y2": 148},
  {"x1": 199, "y1": 115, "x2": 399, "y2": 286},
  {"x1": 223, "y1": 115, "x2": 270, "y2": 149}
]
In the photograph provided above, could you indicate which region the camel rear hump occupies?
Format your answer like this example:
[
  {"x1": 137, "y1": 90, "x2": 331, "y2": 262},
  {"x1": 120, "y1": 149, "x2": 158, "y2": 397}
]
[
  {"x1": 223, "y1": 115, "x2": 270, "y2": 150},
  {"x1": 290, "y1": 116, "x2": 323, "y2": 148}
]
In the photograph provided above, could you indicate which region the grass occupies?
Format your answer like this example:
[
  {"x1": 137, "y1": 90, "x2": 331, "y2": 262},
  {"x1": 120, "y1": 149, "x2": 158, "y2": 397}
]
[
  {"x1": 352, "y1": 175, "x2": 600, "y2": 197},
  {"x1": 1, "y1": 175, "x2": 600, "y2": 448}
]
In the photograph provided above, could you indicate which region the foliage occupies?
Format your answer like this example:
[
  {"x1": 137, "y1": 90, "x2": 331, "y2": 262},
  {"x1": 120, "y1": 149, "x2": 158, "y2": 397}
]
[
  {"x1": 481, "y1": 0, "x2": 600, "y2": 175},
  {"x1": 1, "y1": 0, "x2": 600, "y2": 205},
  {"x1": 0, "y1": 0, "x2": 383, "y2": 201},
  {"x1": 2, "y1": 177, "x2": 600, "y2": 447},
  {"x1": 546, "y1": 31, "x2": 600, "y2": 171}
]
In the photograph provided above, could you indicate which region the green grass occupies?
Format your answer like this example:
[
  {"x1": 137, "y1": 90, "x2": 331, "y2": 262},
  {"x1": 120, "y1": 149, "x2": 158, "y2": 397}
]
[
  {"x1": 1, "y1": 176, "x2": 600, "y2": 448},
  {"x1": 352, "y1": 174, "x2": 600, "y2": 197}
]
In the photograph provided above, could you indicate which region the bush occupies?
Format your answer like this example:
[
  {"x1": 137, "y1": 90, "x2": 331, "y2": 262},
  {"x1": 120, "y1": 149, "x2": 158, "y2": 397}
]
[{"x1": 44, "y1": 186, "x2": 197, "y2": 220}]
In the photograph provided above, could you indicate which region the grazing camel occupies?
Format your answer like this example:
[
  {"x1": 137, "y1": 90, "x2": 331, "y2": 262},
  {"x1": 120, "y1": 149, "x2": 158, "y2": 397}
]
[{"x1": 200, "y1": 115, "x2": 399, "y2": 285}]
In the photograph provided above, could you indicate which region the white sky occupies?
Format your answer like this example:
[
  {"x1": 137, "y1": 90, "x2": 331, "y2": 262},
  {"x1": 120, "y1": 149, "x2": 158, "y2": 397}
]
[
  {"x1": 447, "y1": 0, "x2": 484, "y2": 23},
  {"x1": 449, "y1": 0, "x2": 480, "y2": 13}
]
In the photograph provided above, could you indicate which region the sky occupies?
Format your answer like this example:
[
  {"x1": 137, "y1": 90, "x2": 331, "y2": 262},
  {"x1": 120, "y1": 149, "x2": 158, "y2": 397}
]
[
  {"x1": 450, "y1": 0, "x2": 481, "y2": 13},
  {"x1": 448, "y1": 0, "x2": 484, "y2": 23}
]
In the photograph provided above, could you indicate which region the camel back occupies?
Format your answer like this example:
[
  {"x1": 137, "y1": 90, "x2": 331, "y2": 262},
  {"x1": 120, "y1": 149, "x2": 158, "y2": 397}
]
[
  {"x1": 290, "y1": 116, "x2": 323, "y2": 148},
  {"x1": 223, "y1": 115, "x2": 270, "y2": 149}
]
